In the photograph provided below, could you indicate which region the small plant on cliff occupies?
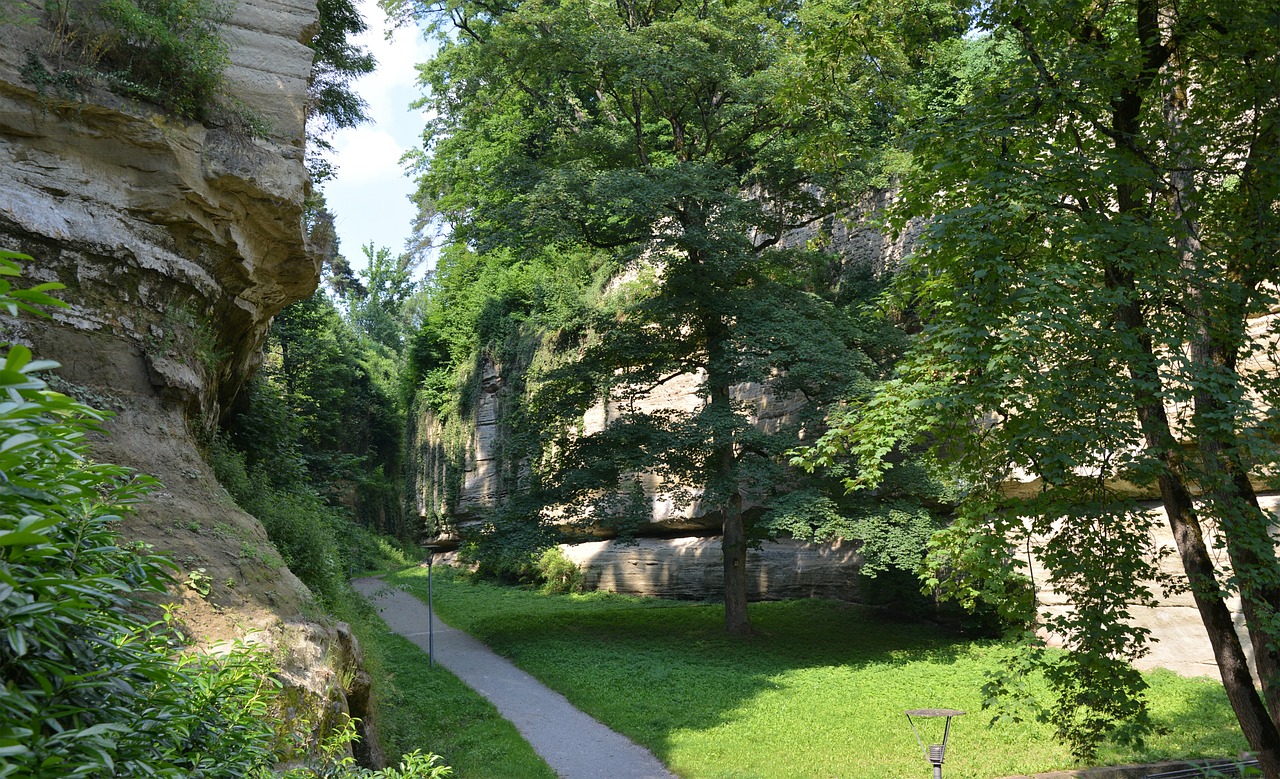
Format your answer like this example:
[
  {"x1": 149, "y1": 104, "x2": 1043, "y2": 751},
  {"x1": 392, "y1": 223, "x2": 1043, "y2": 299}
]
[{"x1": 26, "y1": 0, "x2": 232, "y2": 121}]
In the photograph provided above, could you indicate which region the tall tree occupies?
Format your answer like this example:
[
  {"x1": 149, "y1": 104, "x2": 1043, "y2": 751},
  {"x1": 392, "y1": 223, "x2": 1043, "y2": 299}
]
[
  {"x1": 346, "y1": 243, "x2": 421, "y2": 354},
  {"x1": 390, "y1": 0, "x2": 957, "y2": 633},
  {"x1": 235, "y1": 291, "x2": 407, "y2": 536},
  {"x1": 801, "y1": 0, "x2": 1280, "y2": 768}
]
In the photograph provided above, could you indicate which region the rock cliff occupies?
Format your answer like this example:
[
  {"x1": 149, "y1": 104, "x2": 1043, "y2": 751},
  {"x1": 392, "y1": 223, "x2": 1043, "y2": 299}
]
[
  {"x1": 409, "y1": 190, "x2": 917, "y2": 538},
  {"x1": 408, "y1": 188, "x2": 1278, "y2": 681},
  {"x1": 407, "y1": 197, "x2": 910, "y2": 601},
  {"x1": 0, "y1": 0, "x2": 378, "y2": 760}
]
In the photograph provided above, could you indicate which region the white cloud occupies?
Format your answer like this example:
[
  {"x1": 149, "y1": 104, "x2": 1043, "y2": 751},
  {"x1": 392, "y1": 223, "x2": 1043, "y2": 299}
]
[
  {"x1": 350, "y1": 0, "x2": 435, "y2": 131},
  {"x1": 320, "y1": 0, "x2": 437, "y2": 270},
  {"x1": 331, "y1": 127, "x2": 405, "y2": 183}
]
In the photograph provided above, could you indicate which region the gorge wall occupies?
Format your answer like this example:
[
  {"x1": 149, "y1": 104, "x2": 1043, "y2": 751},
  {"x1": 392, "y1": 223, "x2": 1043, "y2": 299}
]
[
  {"x1": 0, "y1": 0, "x2": 378, "y2": 757},
  {"x1": 409, "y1": 192, "x2": 1278, "y2": 679}
]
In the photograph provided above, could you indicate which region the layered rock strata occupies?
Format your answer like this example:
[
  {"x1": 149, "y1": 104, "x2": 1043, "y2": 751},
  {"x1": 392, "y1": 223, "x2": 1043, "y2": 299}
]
[
  {"x1": 1, "y1": 0, "x2": 378, "y2": 761},
  {"x1": 562, "y1": 537, "x2": 863, "y2": 602}
]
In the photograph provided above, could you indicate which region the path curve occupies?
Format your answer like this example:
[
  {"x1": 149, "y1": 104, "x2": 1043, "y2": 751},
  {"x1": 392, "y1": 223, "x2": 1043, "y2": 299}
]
[{"x1": 352, "y1": 576, "x2": 678, "y2": 779}]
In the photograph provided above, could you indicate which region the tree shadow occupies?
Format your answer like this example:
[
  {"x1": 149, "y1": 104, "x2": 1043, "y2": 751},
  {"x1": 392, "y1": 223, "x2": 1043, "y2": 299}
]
[{"x1": 387, "y1": 566, "x2": 1245, "y2": 779}]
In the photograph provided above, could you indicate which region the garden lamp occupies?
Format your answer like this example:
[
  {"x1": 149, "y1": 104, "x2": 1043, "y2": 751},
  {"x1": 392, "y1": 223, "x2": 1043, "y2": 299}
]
[
  {"x1": 905, "y1": 708, "x2": 964, "y2": 779},
  {"x1": 424, "y1": 544, "x2": 439, "y2": 668}
]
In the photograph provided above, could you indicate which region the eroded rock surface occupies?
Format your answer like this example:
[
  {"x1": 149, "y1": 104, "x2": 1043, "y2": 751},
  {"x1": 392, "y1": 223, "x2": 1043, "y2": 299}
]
[{"x1": 1, "y1": 2, "x2": 378, "y2": 763}]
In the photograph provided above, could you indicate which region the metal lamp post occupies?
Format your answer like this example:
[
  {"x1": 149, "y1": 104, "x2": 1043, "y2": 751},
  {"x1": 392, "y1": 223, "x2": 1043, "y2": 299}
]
[
  {"x1": 424, "y1": 544, "x2": 439, "y2": 668},
  {"x1": 905, "y1": 708, "x2": 964, "y2": 779}
]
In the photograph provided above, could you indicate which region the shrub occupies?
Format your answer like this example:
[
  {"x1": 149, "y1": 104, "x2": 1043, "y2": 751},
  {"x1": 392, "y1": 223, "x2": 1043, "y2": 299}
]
[
  {"x1": 205, "y1": 434, "x2": 346, "y2": 604},
  {"x1": 28, "y1": 0, "x2": 233, "y2": 120},
  {"x1": 0, "y1": 256, "x2": 281, "y2": 777},
  {"x1": 536, "y1": 547, "x2": 583, "y2": 595},
  {"x1": 0, "y1": 252, "x2": 449, "y2": 777}
]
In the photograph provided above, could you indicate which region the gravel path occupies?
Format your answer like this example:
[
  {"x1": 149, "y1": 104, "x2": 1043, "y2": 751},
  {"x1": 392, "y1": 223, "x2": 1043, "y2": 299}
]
[{"x1": 351, "y1": 576, "x2": 678, "y2": 779}]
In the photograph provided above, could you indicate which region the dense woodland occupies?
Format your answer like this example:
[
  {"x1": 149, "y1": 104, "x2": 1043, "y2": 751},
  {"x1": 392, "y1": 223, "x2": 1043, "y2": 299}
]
[{"x1": 2, "y1": 0, "x2": 1279, "y2": 775}]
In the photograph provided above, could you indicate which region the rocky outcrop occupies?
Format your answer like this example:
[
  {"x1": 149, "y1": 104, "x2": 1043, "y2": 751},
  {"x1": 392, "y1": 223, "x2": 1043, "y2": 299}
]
[
  {"x1": 1, "y1": 1, "x2": 378, "y2": 764},
  {"x1": 563, "y1": 537, "x2": 863, "y2": 601},
  {"x1": 406, "y1": 197, "x2": 911, "y2": 591},
  {"x1": 1, "y1": 1, "x2": 319, "y2": 418}
]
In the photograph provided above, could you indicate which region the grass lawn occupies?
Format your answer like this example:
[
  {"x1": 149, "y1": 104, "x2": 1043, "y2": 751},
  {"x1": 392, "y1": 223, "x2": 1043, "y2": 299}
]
[
  {"x1": 386, "y1": 565, "x2": 1246, "y2": 779},
  {"x1": 336, "y1": 585, "x2": 557, "y2": 778}
]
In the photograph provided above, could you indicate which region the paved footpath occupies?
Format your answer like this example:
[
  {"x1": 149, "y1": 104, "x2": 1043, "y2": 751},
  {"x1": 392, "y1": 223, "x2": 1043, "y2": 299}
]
[{"x1": 351, "y1": 576, "x2": 677, "y2": 779}]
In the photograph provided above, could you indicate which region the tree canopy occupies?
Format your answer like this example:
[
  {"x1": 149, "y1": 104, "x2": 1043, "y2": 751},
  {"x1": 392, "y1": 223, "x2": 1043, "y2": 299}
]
[
  {"x1": 798, "y1": 0, "x2": 1280, "y2": 767},
  {"x1": 385, "y1": 0, "x2": 1280, "y2": 764},
  {"x1": 391, "y1": 0, "x2": 968, "y2": 634}
]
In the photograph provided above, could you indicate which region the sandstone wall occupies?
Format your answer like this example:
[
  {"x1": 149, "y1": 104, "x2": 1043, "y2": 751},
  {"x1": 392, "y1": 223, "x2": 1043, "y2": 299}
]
[
  {"x1": 1030, "y1": 496, "x2": 1280, "y2": 679},
  {"x1": 0, "y1": 2, "x2": 379, "y2": 760},
  {"x1": 562, "y1": 537, "x2": 864, "y2": 601}
]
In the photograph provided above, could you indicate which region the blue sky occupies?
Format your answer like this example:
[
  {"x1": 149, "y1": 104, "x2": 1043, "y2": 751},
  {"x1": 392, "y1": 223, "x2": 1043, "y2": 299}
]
[{"x1": 321, "y1": 0, "x2": 437, "y2": 274}]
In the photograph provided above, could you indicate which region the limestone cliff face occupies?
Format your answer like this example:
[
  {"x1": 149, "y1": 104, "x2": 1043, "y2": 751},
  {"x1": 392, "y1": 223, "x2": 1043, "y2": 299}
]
[
  {"x1": 407, "y1": 199, "x2": 908, "y2": 598},
  {"x1": 0, "y1": 2, "x2": 378, "y2": 761}
]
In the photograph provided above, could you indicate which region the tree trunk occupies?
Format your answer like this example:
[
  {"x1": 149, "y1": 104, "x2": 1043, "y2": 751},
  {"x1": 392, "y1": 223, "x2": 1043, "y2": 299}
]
[
  {"x1": 704, "y1": 308, "x2": 751, "y2": 636},
  {"x1": 1112, "y1": 289, "x2": 1280, "y2": 777},
  {"x1": 722, "y1": 485, "x2": 750, "y2": 636},
  {"x1": 1105, "y1": 7, "x2": 1280, "y2": 766},
  {"x1": 1165, "y1": 35, "x2": 1280, "y2": 733},
  {"x1": 1157, "y1": 469, "x2": 1280, "y2": 779},
  {"x1": 712, "y1": 374, "x2": 751, "y2": 636}
]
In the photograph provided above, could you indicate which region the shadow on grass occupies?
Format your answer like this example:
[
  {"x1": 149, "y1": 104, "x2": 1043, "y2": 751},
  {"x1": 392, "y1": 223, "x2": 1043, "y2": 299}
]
[
  {"x1": 384, "y1": 566, "x2": 1247, "y2": 779},
  {"x1": 1095, "y1": 669, "x2": 1248, "y2": 766}
]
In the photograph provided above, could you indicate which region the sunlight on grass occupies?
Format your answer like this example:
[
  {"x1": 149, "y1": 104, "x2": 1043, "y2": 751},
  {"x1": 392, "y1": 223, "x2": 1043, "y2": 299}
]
[{"x1": 387, "y1": 566, "x2": 1247, "y2": 779}]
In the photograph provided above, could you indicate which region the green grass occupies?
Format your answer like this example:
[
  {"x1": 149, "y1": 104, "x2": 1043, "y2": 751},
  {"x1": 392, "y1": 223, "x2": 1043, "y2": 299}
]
[
  {"x1": 385, "y1": 566, "x2": 1247, "y2": 779},
  {"x1": 334, "y1": 586, "x2": 556, "y2": 779}
]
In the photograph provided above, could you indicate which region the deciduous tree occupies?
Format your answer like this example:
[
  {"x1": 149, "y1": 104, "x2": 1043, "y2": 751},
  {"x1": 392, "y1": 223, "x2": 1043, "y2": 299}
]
[
  {"x1": 389, "y1": 0, "x2": 956, "y2": 633},
  {"x1": 801, "y1": 0, "x2": 1280, "y2": 767}
]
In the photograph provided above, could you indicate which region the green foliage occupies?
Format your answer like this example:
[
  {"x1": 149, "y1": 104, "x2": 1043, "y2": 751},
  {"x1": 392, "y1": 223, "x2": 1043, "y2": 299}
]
[
  {"x1": 455, "y1": 506, "x2": 561, "y2": 586},
  {"x1": 147, "y1": 303, "x2": 229, "y2": 374},
  {"x1": 406, "y1": 244, "x2": 604, "y2": 410},
  {"x1": 185, "y1": 566, "x2": 213, "y2": 596},
  {"x1": 307, "y1": 0, "x2": 375, "y2": 132},
  {"x1": 207, "y1": 434, "x2": 347, "y2": 603},
  {"x1": 30, "y1": 0, "x2": 233, "y2": 120},
  {"x1": 346, "y1": 244, "x2": 422, "y2": 357},
  {"x1": 389, "y1": 565, "x2": 1248, "y2": 779},
  {"x1": 211, "y1": 285, "x2": 426, "y2": 595},
  {"x1": 393, "y1": 0, "x2": 967, "y2": 632},
  {"x1": 231, "y1": 290, "x2": 408, "y2": 540},
  {"x1": 796, "y1": 0, "x2": 1280, "y2": 763},
  {"x1": 0, "y1": 254, "x2": 451, "y2": 778},
  {"x1": 306, "y1": 0, "x2": 375, "y2": 185},
  {"x1": 762, "y1": 492, "x2": 940, "y2": 580},
  {"x1": 536, "y1": 547, "x2": 583, "y2": 595},
  {"x1": 0, "y1": 257, "x2": 181, "y2": 777}
]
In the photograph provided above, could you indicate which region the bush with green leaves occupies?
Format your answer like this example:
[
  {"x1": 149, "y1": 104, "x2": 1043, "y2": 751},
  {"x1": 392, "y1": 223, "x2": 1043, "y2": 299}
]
[
  {"x1": 0, "y1": 255, "x2": 276, "y2": 777},
  {"x1": 205, "y1": 431, "x2": 415, "y2": 599},
  {"x1": 536, "y1": 546, "x2": 583, "y2": 595},
  {"x1": 0, "y1": 252, "x2": 449, "y2": 777}
]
